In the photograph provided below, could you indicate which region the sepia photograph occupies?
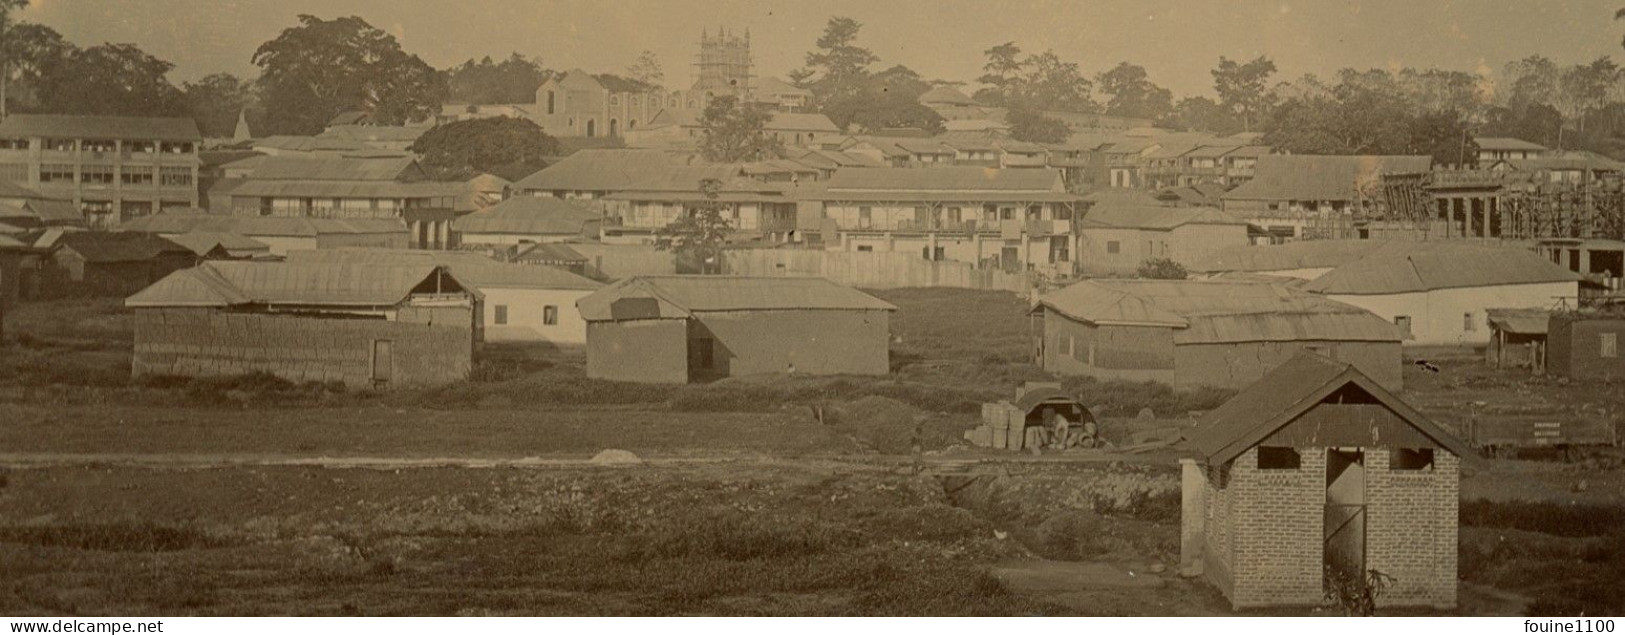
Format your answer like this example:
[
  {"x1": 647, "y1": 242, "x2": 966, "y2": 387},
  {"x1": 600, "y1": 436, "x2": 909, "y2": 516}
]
[{"x1": 0, "y1": 0, "x2": 1623, "y2": 626}]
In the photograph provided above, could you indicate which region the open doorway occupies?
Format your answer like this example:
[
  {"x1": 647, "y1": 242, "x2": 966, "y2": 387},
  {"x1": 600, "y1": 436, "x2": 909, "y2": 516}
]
[{"x1": 1324, "y1": 448, "x2": 1366, "y2": 594}]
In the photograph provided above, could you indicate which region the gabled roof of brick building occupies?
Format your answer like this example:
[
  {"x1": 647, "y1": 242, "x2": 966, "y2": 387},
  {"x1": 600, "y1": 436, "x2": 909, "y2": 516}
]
[{"x1": 1185, "y1": 351, "x2": 1474, "y2": 464}]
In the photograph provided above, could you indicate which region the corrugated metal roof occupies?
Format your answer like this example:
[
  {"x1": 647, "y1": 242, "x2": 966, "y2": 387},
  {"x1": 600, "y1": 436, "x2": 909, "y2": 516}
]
[
  {"x1": 1474, "y1": 137, "x2": 1548, "y2": 152},
  {"x1": 1304, "y1": 244, "x2": 1583, "y2": 294},
  {"x1": 120, "y1": 213, "x2": 407, "y2": 237},
  {"x1": 1222, "y1": 155, "x2": 1432, "y2": 202},
  {"x1": 240, "y1": 156, "x2": 420, "y2": 181},
  {"x1": 825, "y1": 167, "x2": 1064, "y2": 192},
  {"x1": 316, "y1": 125, "x2": 432, "y2": 143},
  {"x1": 1184, "y1": 351, "x2": 1473, "y2": 463},
  {"x1": 801, "y1": 189, "x2": 1080, "y2": 203},
  {"x1": 57, "y1": 232, "x2": 192, "y2": 263},
  {"x1": 1037, "y1": 279, "x2": 1402, "y2": 344},
  {"x1": 452, "y1": 196, "x2": 598, "y2": 235},
  {"x1": 229, "y1": 180, "x2": 464, "y2": 199},
  {"x1": 284, "y1": 248, "x2": 602, "y2": 291},
  {"x1": 252, "y1": 136, "x2": 373, "y2": 153},
  {"x1": 1192, "y1": 239, "x2": 1405, "y2": 273},
  {"x1": 515, "y1": 242, "x2": 587, "y2": 264},
  {"x1": 1486, "y1": 308, "x2": 1551, "y2": 335},
  {"x1": 164, "y1": 231, "x2": 270, "y2": 256},
  {"x1": 513, "y1": 149, "x2": 677, "y2": 192},
  {"x1": 577, "y1": 275, "x2": 896, "y2": 321},
  {"x1": 0, "y1": 114, "x2": 201, "y2": 141},
  {"x1": 127, "y1": 261, "x2": 461, "y2": 308},
  {"x1": 1084, "y1": 204, "x2": 1247, "y2": 230}
]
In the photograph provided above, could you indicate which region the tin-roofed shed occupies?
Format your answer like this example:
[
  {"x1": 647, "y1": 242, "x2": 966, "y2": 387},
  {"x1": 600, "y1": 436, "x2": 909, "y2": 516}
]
[
  {"x1": 126, "y1": 262, "x2": 477, "y2": 389},
  {"x1": 578, "y1": 275, "x2": 895, "y2": 383},
  {"x1": 1033, "y1": 279, "x2": 1405, "y2": 391},
  {"x1": 1179, "y1": 352, "x2": 1472, "y2": 610}
]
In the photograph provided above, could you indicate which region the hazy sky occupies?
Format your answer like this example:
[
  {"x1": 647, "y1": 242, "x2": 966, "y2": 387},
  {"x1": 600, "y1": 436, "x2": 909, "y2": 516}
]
[{"x1": 20, "y1": 0, "x2": 1625, "y2": 98}]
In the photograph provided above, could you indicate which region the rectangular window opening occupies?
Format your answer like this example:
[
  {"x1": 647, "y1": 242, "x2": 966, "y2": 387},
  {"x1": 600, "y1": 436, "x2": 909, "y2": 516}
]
[
  {"x1": 1257, "y1": 446, "x2": 1301, "y2": 470},
  {"x1": 1392, "y1": 448, "x2": 1435, "y2": 471},
  {"x1": 543, "y1": 305, "x2": 559, "y2": 326}
]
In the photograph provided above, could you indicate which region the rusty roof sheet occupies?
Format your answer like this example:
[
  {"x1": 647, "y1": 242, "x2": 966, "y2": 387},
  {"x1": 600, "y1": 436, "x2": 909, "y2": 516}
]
[
  {"x1": 1037, "y1": 279, "x2": 1402, "y2": 344},
  {"x1": 1304, "y1": 244, "x2": 1583, "y2": 295},
  {"x1": 577, "y1": 275, "x2": 895, "y2": 321},
  {"x1": 1184, "y1": 351, "x2": 1473, "y2": 463},
  {"x1": 126, "y1": 261, "x2": 463, "y2": 308}
]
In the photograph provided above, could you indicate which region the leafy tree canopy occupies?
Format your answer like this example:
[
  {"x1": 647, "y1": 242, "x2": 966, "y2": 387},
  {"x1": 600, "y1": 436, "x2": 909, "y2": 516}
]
[
  {"x1": 253, "y1": 15, "x2": 447, "y2": 135},
  {"x1": 1006, "y1": 108, "x2": 1070, "y2": 144},
  {"x1": 409, "y1": 116, "x2": 561, "y2": 181},
  {"x1": 446, "y1": 53, "x2": 548, "y2": 105},
  {"x1": 654, "y1": 179, "x2": 732, "y2": 275},
  {"x1": 699, "y1": 95, "x2": 783, "y2": 163}
]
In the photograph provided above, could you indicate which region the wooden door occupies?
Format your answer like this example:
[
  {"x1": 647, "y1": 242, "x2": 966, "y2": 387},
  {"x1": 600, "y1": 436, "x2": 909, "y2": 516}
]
[{"x1": 372, "y1": 340, "x2": 394, "y2": 385}]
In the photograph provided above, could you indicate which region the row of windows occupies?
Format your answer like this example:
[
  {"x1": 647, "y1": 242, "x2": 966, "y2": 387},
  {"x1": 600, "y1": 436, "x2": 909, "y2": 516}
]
[
  {"x1": 33, "y1": 164, "x2": 192, "y2": 186},
  {"x1": 491, "y1": 304, "x2": 560, "y2": 326},
  {"x1": 32, "y1": 138, "x2": 194, "y2": 153},
  {"x1": 1256, "y1": 447, "x2": 1435, "y2": 471}
]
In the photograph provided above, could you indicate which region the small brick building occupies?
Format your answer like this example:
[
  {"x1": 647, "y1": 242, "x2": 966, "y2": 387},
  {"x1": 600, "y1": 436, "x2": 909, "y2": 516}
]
[
  {"x1": 577, "y1": 275, "x2": 895, "y2": 384},
  {"x1": 1180, "y1": 352, "x2": 1473, "y2": 611},
  {"x1": 126, "y1": 261, "x2": 478, "y2": 389}
]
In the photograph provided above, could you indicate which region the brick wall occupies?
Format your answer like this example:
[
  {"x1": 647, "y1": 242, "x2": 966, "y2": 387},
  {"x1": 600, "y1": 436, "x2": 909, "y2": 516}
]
[
  {"x1": 131, "y1": 308, "x2": 472, "y2": 389},
  {"x1": 1225, "y1": 446, "x2": 1327, "y2": 608},
  {"x1": 1201, "y1": 445, "x2": 1461, "y2": 611},
  {"x1": 1364, "y1": 448, "x2": 1459, "y2": 609}
]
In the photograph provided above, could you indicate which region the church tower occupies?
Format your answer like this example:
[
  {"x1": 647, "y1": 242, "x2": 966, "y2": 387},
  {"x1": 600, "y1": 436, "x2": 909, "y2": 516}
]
[{"x1": 691, "y1": 27, "x2": 753, "y2": 98}]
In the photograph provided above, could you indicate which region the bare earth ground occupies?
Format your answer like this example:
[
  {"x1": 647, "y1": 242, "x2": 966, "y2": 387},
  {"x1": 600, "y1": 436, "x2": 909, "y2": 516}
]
[{"x1": 1, "y1": 291, "x2": 1622, "y2": 616}]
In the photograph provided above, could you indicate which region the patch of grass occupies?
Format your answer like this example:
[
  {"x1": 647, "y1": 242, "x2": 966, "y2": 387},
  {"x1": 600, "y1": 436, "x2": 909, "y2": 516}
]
[
  {"x1": 0, "y1": 522, "x2": 229, "y2": 552},
  {"x1": 1460, "y1": 500, "x2": 1625, "y2": 537},
  {"x1": 1061, "y1": 376, "x2": 1235, "y2": 418}
]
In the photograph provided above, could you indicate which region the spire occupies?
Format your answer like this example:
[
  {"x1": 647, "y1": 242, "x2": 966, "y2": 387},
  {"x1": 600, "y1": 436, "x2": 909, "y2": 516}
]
[{"x1": 232, "y1": 109, "x2": 252, "y2": 141}]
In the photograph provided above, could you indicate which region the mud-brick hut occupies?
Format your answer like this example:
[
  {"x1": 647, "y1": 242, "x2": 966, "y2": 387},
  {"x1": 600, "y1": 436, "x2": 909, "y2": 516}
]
[
  {"x1": 125, "y1": 261, "x2": 479, "y2": 389},
  {"x1": 577, "y1": 275, "x2": 895, "y2": 384},
  {"x1": 1179, "y1": 352, "x2": 1474, "y2": 611}
]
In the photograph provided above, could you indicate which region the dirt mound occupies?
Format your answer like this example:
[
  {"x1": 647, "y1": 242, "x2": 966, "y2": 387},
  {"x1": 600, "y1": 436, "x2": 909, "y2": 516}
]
[{"x1": 590, "y1": 449, "x2": 644, "y2": 466}]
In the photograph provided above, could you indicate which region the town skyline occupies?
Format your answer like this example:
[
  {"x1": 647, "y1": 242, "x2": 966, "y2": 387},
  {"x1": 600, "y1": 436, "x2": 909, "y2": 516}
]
[{"x1": 25, "y1": 0, "x2": 1625, "y2": 99}]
